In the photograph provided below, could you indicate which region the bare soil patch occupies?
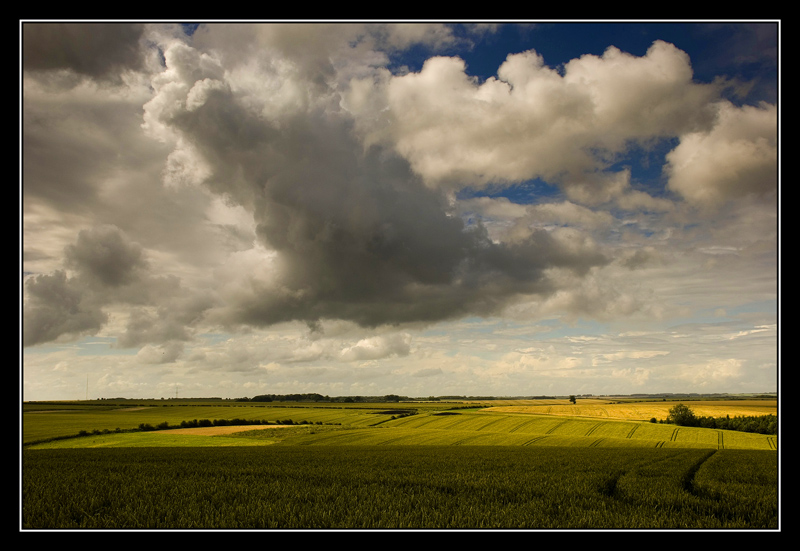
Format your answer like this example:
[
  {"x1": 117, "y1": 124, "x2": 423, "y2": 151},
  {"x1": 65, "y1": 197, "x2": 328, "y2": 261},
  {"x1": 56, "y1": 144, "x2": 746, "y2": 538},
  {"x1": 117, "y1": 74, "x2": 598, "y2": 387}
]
[{"x1": 154, "y1": 425, "x2": 293, "y2": 436}]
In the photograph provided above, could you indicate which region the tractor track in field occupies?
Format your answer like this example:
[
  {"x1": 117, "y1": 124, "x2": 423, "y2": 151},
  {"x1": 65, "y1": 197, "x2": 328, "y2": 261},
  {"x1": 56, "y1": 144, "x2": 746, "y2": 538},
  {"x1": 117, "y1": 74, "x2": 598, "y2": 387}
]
[
  {"x1": 682, "y1": 450, "x2": 717, "y2": 496},
  {"x1": 598, "y1": 449, "x2": 718, "y2": 502},
  {"x1": 545, "y1": 420, "x2": 568, "y2": 435},
  {"x1": 585, "y1": 422, "x2": 602, "y2": 437}
]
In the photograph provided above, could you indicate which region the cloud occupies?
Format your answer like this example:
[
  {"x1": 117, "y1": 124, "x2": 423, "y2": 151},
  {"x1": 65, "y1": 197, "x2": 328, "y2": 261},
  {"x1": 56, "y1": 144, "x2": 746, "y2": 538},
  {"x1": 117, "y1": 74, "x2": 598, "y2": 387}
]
[
  {"x1": 22, "y1": 76, "x2": 160, "y2": 216},
  {"x1": 22, "y1": 23, "x2": 148, "y2": 83},
  {"x1": 23, "y1": 224, "x2": 208, "y2": 350},
  {"x1": 64, "y1": 225, "x2": 148, "y2": 287},
  {"x1": 678, "y1": 358, "x2": 744, "y2": 385},
  {"x1": 136, "y1": 341, "x2": 185, "y2": 364},
  {"x1": 22, "y1": 270, "x2": 108, "y2": 347},
  {"x1": 340, "y1": 333, "x2": 412, "y2": 362},
  {"x1": 114, "y1": 306, "x2": 193, "y2": 349},
  {"x1": 141, "y1": 36, "x2": 609, "y2": 331},
  {"x1": 21, "y1": 23, "x2": 777, "y2": 401},
  {"x1": 665, "y1": 101, "x2": 778, "y2": 205},
  {"x1": 351, "y1": 40, "x2": 722, "y2": 204}
]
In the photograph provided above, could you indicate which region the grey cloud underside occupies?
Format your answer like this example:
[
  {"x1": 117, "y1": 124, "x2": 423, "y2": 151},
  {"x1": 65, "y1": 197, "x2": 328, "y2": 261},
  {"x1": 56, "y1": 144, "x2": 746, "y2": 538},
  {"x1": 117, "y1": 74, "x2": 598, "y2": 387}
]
[
  {"x1": 22, "y1": 23, "x2": 146, "y2": 81},
  {"x1": 64, "y1": 224, "x2": 148, "y2": 287},
  {"x1": 174, "y1": 90, "x2": 607, "y2": 328},
  {"x1": 22, "y1": 270, "x2": 108, "y2": 347},
  {"x1": 23, "y1": 225, "x2": 210, "y2": 348}
]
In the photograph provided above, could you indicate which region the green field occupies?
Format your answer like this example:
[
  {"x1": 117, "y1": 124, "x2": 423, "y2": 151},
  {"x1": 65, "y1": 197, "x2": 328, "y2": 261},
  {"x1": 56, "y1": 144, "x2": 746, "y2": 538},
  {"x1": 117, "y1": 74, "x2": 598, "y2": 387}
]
[
  {"x1": 23, "y1": 401, "x2": 777, "y2": 450},
  {"x1": 21, "y1": 400, "x2": 779, "y2": 529}
]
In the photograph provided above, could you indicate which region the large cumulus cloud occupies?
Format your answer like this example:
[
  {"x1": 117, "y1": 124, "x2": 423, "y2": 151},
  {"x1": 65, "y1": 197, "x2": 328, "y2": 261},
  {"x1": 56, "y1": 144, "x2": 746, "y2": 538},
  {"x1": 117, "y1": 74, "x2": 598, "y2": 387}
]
[
  {"x1": 665, "y1": 100, "x2": 777, "y2": 204},
  {"x1": 345, "y1": 40, "x2": 724, "y2": 200},
  {"x1": 141, "y1": 34, "x2": 608, "y2": 330}
]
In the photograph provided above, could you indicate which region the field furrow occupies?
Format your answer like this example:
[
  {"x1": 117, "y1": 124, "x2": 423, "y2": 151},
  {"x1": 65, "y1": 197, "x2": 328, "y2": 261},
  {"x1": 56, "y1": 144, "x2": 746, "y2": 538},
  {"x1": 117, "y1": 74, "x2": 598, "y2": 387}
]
[{"x1": 23, "y1": 446, "x2": 778, "y2": 529}]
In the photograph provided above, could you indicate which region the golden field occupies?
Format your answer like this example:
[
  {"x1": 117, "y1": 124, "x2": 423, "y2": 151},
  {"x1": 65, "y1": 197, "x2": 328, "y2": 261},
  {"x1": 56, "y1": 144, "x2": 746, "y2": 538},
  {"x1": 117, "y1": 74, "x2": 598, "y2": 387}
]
[{"x1": 484, "y1": 399, "x2": 777, "y2": 421}]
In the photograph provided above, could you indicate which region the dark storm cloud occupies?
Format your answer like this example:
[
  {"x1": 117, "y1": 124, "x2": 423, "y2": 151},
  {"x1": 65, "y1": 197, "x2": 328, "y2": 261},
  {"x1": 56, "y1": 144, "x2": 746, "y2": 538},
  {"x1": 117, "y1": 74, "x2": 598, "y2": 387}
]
[
  {"x1": 22, "y1": 23, "x2": 146, "y2": 82},
  {"x1": 23, "y1": 225, "x2": 145, "y2": 347},
  {"x1": 22, "y1": 270, "x2": 108, "y2": 347},
  {"x1": 164, "y1": 86, "x2": 608, "y2": 329},
  {"x1": 23, "y1": 225, "x2": 208, "y2": 350},
  {"x1": 64, "y1": 225, "x2": 148, "y2": 287},
  {"x1": 22, "y1": 75, "x2": 167, "y2": 218}
]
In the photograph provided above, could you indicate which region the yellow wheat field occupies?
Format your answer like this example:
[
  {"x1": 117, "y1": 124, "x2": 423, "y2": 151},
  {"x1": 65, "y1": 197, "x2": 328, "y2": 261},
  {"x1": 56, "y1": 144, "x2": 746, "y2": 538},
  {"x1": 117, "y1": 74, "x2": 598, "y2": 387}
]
[{"x1": 484, "y1": 399, "x2": 777, "y2": 421}]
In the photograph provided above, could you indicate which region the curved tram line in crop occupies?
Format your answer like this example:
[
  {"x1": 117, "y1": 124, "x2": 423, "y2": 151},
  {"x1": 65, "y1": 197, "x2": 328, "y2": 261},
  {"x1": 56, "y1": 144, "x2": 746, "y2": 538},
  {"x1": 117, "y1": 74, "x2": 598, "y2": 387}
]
[{"x1": 22, "y1": 446, "x2": 778, "y2": 529}]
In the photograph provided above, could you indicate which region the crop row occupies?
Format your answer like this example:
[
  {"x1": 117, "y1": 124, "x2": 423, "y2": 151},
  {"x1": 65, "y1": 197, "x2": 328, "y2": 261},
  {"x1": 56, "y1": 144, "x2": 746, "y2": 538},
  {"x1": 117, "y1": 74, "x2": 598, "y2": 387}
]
[
  {"x1": 22, "y1": 446, "x2": 777, "y2": 529},
  {"x1": 384, "y1": 411, "x2": 776, "y2": 450}
]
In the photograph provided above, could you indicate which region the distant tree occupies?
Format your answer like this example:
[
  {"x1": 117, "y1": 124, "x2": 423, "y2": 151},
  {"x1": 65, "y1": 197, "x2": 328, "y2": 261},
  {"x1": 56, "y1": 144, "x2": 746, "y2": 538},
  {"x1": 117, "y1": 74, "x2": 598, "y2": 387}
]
[
  {"x1": 667, "y1": 403, "x2": 697, "y2": 426},
  {"x1": 569, "y1": 395, "x2": 576, "y2": 404}
]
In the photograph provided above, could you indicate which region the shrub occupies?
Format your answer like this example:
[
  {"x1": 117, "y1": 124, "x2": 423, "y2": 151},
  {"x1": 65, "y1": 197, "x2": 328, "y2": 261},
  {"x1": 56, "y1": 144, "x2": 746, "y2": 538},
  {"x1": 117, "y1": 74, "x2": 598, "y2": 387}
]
[{"x1": 667, "y1": 404, "x2": 696, "y2": 426}]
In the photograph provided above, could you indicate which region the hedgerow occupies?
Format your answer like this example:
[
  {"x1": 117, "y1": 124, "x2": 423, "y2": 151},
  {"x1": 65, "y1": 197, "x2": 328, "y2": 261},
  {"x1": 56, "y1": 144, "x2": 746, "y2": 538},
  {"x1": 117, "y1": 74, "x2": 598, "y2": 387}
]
[{"x1": 664, "y1": 404, "x2": 777, "y2": 434}]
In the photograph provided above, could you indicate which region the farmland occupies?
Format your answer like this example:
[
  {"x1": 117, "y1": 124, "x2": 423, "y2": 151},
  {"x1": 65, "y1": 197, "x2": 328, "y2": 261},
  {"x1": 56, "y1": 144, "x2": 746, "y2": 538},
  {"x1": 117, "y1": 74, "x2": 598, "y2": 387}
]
[
  {"x1": 22, "y1": 397, "x2": 779, "y2": 529},
  {"x1": 484, "y1": 400, "x2": 778, "y2": 421}
]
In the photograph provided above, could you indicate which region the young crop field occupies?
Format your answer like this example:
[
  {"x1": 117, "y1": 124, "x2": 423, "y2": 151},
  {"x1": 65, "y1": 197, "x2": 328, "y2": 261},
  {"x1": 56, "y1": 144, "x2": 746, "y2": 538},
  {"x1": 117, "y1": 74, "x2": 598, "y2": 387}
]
[
  {"x1": 21, "y1": 403, "x2": 398, "y2": 444},
  {"x1": 21, "y1": 400, "x2": 779, "y2": 529},
  {"x1": 382, "y1": 410, "x2": 776, "y2": 450},
  {"x1": 22, "y1": 446, "x2": 777, "y2": 529},
  {"x1": 24, "y1": 405, "x2": 777, "y2": 450}
]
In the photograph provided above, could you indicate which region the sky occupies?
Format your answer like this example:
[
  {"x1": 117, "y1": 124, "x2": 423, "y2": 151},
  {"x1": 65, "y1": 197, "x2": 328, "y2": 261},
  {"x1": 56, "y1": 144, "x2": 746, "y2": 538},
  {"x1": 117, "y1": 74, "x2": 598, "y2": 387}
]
[{"x1": 21, "y1": 21, "x2": 779, "y2": 401}]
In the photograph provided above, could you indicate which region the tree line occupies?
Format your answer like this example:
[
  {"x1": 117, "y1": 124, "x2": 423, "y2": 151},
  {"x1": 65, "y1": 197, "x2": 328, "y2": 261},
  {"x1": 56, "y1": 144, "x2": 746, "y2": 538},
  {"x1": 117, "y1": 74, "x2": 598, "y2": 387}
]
[
  {"x1": 239, "y1": 394, "x2": 405, "y2": 403},
  {"x1": 662, "y1": 403, "x2": 777, "y2": 435}
]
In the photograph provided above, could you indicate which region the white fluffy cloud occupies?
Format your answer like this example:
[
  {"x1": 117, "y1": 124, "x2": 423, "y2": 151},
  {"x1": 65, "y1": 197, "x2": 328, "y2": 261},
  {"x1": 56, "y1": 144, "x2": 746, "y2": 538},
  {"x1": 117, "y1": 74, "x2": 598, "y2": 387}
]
[
  {"x1": 340, "y1": 333, "x2": 412, "y2": 362},
  {"x1": 666, "y1": 101, "x2": 778, "y2": 204},
  {"x1": 348, "y1": 40, "x2": 722, "y2": 202}
]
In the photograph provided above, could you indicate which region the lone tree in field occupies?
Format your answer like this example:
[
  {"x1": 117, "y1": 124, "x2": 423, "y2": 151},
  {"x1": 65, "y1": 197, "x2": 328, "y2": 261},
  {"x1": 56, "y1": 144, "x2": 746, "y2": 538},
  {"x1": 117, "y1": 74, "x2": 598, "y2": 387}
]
[
  {"x1": 569, "y1": 395, "x2": 576, "y2": 404},
  {"x1": 667, "y1": 403, "x2": 697, "y2": 426}
]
